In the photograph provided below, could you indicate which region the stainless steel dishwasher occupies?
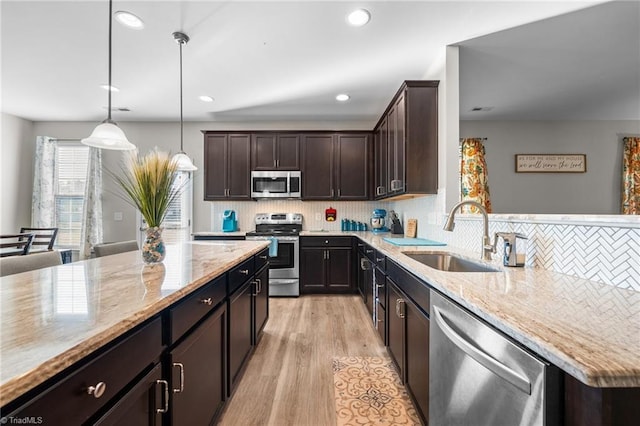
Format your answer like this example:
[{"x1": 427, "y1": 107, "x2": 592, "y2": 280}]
[{"x1": 429, "y1": 291, "x2": 560, "y2": 426}]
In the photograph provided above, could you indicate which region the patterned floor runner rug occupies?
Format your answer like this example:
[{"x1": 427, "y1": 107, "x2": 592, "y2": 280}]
[{"x1": 333, "y1": 356, "x2": 421, "y2": 425}]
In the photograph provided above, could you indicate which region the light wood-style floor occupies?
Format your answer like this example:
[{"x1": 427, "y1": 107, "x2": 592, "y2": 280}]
[{"x1": 218, "y1": 295, "x2": 388, "y2": 426}]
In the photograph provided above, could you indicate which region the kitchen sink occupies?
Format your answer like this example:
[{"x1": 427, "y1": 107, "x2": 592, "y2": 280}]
[{"x1": 402, "y1": 251, "x2": 500, "y2": 273}]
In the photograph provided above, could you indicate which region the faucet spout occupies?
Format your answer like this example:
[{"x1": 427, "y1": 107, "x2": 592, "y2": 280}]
[{"x1": 443, "y1": 200, "x2": 493, "y2": 261}]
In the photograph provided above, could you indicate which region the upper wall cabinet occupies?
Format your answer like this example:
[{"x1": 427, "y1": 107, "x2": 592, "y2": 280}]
[
  {"x1": 301, "y1": 132, "x2": 371, "y2": 201},
  {"x1": 251, "y1": 133, "x2": 300, "y2": 170},
  {"x1": 204, "y1": 132, "x2": 251, "y2": 200},
  {"x1": 374, "y1": 81, "x2": 439, "y2": 200}
]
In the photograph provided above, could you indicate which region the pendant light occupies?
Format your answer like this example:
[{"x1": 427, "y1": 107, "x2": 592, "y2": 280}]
[
  {"x1": 82, "y1": 0, "x2": 135, "y2": 151},
  {"x1": 172, "y1": 31, "x2": 197, "y2": 171}
]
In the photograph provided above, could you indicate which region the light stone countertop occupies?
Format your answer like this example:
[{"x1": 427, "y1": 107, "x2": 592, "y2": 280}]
[
  {"x1": 192, "y1": 231, "x2": 247, "y2": 237},
  {"x1": 0, "y1": 240, "x2": 269, "y2": 407},
  {"x1": 302, "y1": 231, "x2": 640, "y2": 388}
]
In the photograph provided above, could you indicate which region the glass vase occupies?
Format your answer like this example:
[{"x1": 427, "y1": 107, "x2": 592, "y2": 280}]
[{"x1": 142, "y1": 226, "x2": 166, "y2": 264}]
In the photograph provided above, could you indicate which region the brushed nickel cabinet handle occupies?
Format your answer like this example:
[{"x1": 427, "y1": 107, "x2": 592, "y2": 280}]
[
  {"x1": 252, "y1": 280, "x2": 259, "y2": 296},
  {"x1": 87, "y1": 382, "x2": 106, "y2": 398},
  {"x1": 366, "y1": 249, "x2": 374, "y2": 254},
  {"x1": 173, "y1": 362, "x2": 185, "y2": 393},
  {"x1": 156, "y1": 379, "x2": 169, "y2": 413},
  {"x1": 239, "y1": 269, "x2": 249, "y2": 275},
  {"x1": 256, "y1": 278, "x2": 262, "y2": 293},
  {"x1": 259, "y1": 255, "x2": 268, "y2": 260},
  {"x1": 200, "y1": 297, "x2": 213, "y2": 306},
  {"x1": 398, "y1": 299, "x2": 405, "y2": 319}
]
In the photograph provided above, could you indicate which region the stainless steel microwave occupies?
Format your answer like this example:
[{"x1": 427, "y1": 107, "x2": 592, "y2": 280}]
[{"x1": 251, "y1": 171, "x2": 302, "y2": 198}]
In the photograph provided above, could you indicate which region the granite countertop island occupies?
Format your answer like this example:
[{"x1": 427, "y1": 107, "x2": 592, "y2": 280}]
[
  {"x1": 0, "y1": 240, "x2": 269, "y2": 407},
  {"x1": 302, "y1": 231, "x2": 640, "y2": 388}
]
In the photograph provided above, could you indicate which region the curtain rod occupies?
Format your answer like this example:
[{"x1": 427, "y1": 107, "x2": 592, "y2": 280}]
[{"x1": 622, "y1": 136, "x2": 640, "y2": 141}]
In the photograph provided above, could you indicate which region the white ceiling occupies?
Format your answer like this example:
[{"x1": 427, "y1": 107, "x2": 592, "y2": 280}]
[
  {"x1": 1, "y1": 0, "x2": 621, "y2": 125},
  {"x1": 458, "y1": 0, "x2": 640, "y2": 120}
]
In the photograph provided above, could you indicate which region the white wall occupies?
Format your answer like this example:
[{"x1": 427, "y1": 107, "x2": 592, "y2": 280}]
[
  {"x1": 461, "y1": 120, "x2": 640, "y2": 214},
  {"x1": 1, "y1": 113, "x2": 35, "y2": 233},
  {"x1": 32, "y1": 119, "x2": 371, "y2": 242}
]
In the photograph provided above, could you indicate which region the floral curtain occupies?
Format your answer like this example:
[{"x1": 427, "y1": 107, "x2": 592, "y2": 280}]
[
  {"x1": 31, "y1": 136, "x2": 57, "y2": 227},
  {"x1": 460, "y1": 138, "x2": 492, "y2": 213},
  {"x1": 622, "y1": 136, "x2": 640, "y2": 215},
  {"x1": 80, "y1": 148, "x2": 104, "y2": 259}
]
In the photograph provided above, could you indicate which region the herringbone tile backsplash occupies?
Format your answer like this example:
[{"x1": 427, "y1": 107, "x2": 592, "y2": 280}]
[{"x1": 391, "y1": 197, "x2": 640, "y2": 292}]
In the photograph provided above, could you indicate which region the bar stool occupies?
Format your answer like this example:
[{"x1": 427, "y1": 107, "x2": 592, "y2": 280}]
[
  {"x1": 0, "y1": 250, "x2": 62, "y2": 277},
  {"x1": 94, "y1": 240, "x2": 139, "y2": 257},
  {"x1": 19, "y1": 227, "x2": 59, "y2": 252},
  {"x1": 0, "y1": 233, "x2": 34, "y2": 257}
]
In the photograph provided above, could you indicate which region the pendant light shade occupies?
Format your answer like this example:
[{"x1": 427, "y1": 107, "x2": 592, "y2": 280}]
[
  {"x1": 172, "y1": 31, "x2": 197, "y2": 171},
  {"x1": 82, "y1": 0, "x2": 135, "y2": 151}
]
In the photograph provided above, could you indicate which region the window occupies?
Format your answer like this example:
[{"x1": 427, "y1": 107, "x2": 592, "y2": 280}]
[{"x1": 55, "y1": 144, "x2": 90, "y2": 248}]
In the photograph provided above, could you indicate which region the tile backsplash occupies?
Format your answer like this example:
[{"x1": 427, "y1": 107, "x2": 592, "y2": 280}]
[
  {"x1": 391, "y1": 197, "x2": 640, "y2": 291},
  {"x1": 209, "y1": 200, "x2": 390, "y2": 232}
]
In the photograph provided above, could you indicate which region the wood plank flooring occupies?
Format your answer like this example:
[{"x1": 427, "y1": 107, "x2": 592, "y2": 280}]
[{"x1": 218, "y1": 295, "x2": 387, "y2": 426}]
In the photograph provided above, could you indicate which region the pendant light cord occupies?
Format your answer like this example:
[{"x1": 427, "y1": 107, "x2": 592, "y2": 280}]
[
  {"x1": 179, "y1": 39, "x2": 184, "y2": 152},
  {"x1": 107, "y1": 0, "x2": 113, "y2": 122}
]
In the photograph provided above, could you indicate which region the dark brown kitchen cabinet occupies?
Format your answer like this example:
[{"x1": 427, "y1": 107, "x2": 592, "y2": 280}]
[
  {"x1": 300, "y1": 237, "x2": 354, "y2": 293},
  {"x1": 252, "y1": 264, "x2": 269, "y2": 345},
  {"x1": 386, "y1": 279, "x2": 405, "y2": 380},
  {"x1": 251, "y1": 133, "x2": 300, "y2": 170},
  {"x1": 228, "y1": 279, "x2": 253, "y2": 394},
  {"x1": 301, "y1": 133, "x2": 334, "y2": 199},
  {"x1": 374, "y1": 80, "x2": 438, "y2": 199},
  {"x1": 301, "y1": 133, "x2": 371, "y2": 200},
  {"x1": 169, "y1": 305, "x2": 226, "y2": 426},
  {"x1": 204, "y1": 132, "x2": 251, "y2": 200},
  {"x1": 3, "y1": 317, "x2": 164, "y2": 426},
  {"x1": 94, "y1": 364, "x2": 163, "y2": 426}
]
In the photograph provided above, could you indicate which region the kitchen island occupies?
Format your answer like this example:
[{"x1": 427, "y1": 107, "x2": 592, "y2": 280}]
[{"x1": 0, "y1": 240, "x2": 269, "y2": 423}]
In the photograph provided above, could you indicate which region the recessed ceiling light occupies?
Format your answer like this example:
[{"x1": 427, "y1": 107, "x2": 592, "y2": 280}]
[
  {"x1": 336, "y1": 94, "x2": 350, "y2": 102},
  {"x1": 100, "y1": 84, "x2": 119, "y2": 92},
  {"x1": 347, "y1": 9, "x2": 371, "y2": 27},
  {"x1": 199, "y1": 95, "x2": 214, "y2": 103},
  {"x1": 114, "y1": 11, "x2": 144, "y2": 30}
]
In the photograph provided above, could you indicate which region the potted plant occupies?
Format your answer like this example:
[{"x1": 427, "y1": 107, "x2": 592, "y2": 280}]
[{"x1": 110, "y1": 148, "x2": 183, "y2": 264}]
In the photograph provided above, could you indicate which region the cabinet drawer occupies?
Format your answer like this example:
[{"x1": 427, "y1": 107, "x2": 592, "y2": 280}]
[
  {"x1": 229, "y1": 257, "x2": 254, "y2": 294},
  {"x1": 374, "y1": 250, "x2": 386, "y2": 271},
  {"x1": 387, "y1": 259, "x2": 430, "y2": 315},
  {"x1": 8, "y1": 317, "x2": 163, "y2": 425},
  {"x1": 255, "y1": 248, "x2": 269, "y2": 271},
  {"x1": 363, "y1": 244, "x2": 376, "y2": 260},
  {"x1": 169, "y1": 275, "x2": 226, "y2": 344},
  {"x1": 301, "y1": 236, "x2": 352, "y2": 247}
]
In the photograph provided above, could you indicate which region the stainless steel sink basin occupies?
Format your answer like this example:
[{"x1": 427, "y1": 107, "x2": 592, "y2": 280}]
[{"x1": 402, "y1": 251, "x2": 500, "y2": 273}]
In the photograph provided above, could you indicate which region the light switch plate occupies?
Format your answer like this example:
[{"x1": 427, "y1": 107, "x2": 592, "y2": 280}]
[{"x1": 114, "y1": 212, "x2": 123, "y2": 221}]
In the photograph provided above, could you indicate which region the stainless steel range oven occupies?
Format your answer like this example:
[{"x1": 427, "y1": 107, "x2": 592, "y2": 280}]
[{"x1": 245, "y1": 213, "x2": 302, "y2": 297}]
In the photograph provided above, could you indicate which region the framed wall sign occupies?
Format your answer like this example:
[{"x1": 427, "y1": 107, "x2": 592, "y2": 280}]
[{"x1": 515, "y1": 154, "x2": 586, "y2": 173}]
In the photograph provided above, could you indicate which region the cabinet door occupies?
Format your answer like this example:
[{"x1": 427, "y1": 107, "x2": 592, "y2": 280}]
[
  {"x1": 170, "y1": 306, "x2": 226, "y2": 426},
  {"x1": 301, "y1": 134, "x2": 334, "y2": 199},
  {"x1": 251, "y1": 134, "x2": 277, "y2": 170},
  {"x1": 405, "y1": 300, "x2": 429, "y2": 424},
  {"x1": 386, "y1": 278, "x2": 406, "y2": 382},
  {"x1": 375, "y1": 119, "x2": 388, "y2": 198},
  {"x1": 335, "y1": 133, "x2": 370, "y2": 200},
  {"x1": 228, "y1": 280, "x2": 253, "y2": 392},
  {"x1": 227, "y1": 134, "x2": 251, "y2": 199},
  {"x1": 299, "y1": 248, "x2": 327, "y2": 293},
  {"x1": 94, "y1": 364, "x2": 163, "y2": 426},
  {"x1": 253, "y1": 266, "x2": 269, "y2": 345},
  {"x1": 387, "y1": 106, "x2": 397, "y2": 196},
  {"x1": 357, "y1": 250, "x2": 367, "y2": 301},
  {"x1": 326, "y1": 248, "x2": 352, "y2": 291},
  {"x1": 276, "y1": 134, "x2": 300, "y2": 170},
  {"x1": 393, "y1": 92, "x2": 406, "y2": 194},
  {"x1": 364, "y1": 264, "x2": 374, "y2": 316},
  {"x1": 204, "y1": 134, "x2": 228, "y2": 200}
]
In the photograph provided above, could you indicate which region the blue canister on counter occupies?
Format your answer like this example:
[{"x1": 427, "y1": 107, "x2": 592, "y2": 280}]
[
  {"x1": 349, "y1": 220, "x2": 355, "y2": 231},
  {"x1": 358, "y1": 222, "x2": 365, "y2": 231},
  {"x1": 341, "y1": 219, "x2": 347, "y2": 231}
]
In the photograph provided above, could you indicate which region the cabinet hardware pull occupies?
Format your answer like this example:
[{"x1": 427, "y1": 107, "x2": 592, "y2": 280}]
[
  {"x1": 173, "y1": 362, "x2": 185, "y2": 393},
  {"x1": 256, "y1": 278, "x2": 262, "y2": 293},
  {"x1": 274, "y1": 159, "x2": 277, "y2": 168},
  {"x1": 331, "y1": 189, "x2": 334, "y2": 198},
  {"x1": 156, "y1": 380, "x2": 169, "y2": 413},
  {"x1": 87, "y1": 382, "x2": 106, "y2": 398},
  {"x1": 326, "y1": 250, "x2": 330, "y2": 260},
  {"x1": 366, "y1": 249, "x2": 374, "y2": 254},
  {"x1": 376, "y1": 186, "x2": 386, "y2": 195},
  {"x1": 395, "y1": 298, "x2": 405, "y2": 318},
  {"x1": 398, "y1": 299, "x2": 405, "y2": 319},
  {"x1": 259, "y1": 255, "x2": 268, "y2": 260},
  {"x1": 239, "y1": 269, "x2": 249, "y2": 275},
  {"x1": 377, "y1": 284, "x2": 385, "y2": 289},
  {"x1": 338, "y1": 189, "x2": 341, "y2": 197},
  {"x1": 376, "y1": 257, "x2": 383, "y2": 262},
  {"x1": 252, "y1": 280, "x2": 259, "y2": 296},
  {"x1": 200, "y1": 297, "x2": 213, "y2": 305}
]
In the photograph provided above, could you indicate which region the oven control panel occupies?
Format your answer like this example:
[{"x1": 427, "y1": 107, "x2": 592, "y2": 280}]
[{"x1": 255, "y1": 213, "x2": 303, "y2": 224}]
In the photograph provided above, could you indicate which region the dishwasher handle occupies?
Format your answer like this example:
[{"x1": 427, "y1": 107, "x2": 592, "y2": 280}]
[{"x1": 433, "y1": 305, "x2": 531, "y2": 395}]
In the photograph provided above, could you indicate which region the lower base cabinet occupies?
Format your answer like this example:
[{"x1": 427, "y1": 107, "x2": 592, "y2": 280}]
[
  {"x1": 94, "y1": 364, "x2": 164, "y2": 426},
  {"x1": 169, "y1": 306, "x2": 227, "y2": 426},
  {"x1": 228, "y1": 279, "x2": 253, "y2": 394},
  {"x1": 405, "y1": 299, "x2": 429, "y2": 423},
  {"x1": 253, "y1": 265, "x2": 269, "y2": 344}
]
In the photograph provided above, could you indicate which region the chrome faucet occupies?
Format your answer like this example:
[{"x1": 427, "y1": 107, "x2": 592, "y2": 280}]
[{"x1": 443, "y1": 200, "x2": 493, "y2": 261}]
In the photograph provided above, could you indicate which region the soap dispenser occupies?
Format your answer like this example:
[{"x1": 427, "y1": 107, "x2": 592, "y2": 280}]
[{"x1": 494, "y1": 232, "x2": 527, "y2": 267}]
